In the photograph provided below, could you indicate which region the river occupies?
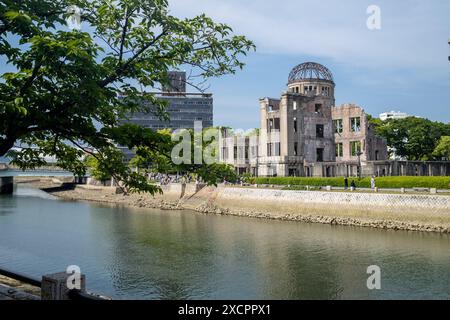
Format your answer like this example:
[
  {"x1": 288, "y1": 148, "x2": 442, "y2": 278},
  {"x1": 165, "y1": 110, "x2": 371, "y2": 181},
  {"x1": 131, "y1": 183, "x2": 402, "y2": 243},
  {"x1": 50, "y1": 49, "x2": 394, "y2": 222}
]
[{"x1": 0, "y1": 185, "x2": 449, "y2": 300}]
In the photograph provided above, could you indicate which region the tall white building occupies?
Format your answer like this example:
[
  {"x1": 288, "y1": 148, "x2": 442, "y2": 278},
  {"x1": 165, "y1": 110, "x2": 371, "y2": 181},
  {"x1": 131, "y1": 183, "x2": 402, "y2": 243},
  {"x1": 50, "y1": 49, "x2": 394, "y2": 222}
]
[{"x1": 379, "y1": 111, "x2": 411, "y2": 121}]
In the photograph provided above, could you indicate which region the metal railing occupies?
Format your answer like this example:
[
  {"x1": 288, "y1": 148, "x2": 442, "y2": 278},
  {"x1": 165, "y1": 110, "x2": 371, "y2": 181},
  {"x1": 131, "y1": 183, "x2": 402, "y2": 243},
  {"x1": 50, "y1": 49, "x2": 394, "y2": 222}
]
[
  {"x1": 68, "y1": 290, "x2": 107, "y2": 301},
  {"x1": 0, "y1": 267, "x2": 41, "y2": 288},
  {"x1": 0, "y1": 266, "x2": 108, "y2": 300}
]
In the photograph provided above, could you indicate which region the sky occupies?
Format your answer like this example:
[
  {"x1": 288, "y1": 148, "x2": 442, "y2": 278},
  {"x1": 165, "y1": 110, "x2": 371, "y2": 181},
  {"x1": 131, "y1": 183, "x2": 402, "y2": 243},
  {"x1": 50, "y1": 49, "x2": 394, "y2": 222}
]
[{"x1": 169, "y1": 0, "x2": 450, "y2": 129}]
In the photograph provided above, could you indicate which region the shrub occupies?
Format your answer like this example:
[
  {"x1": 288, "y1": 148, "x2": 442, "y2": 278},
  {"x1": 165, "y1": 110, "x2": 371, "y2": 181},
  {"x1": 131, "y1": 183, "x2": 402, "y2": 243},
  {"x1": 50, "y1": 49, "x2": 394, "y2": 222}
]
[{"x1": 249, "y1": 176, "x2": 450, "y2": 189}]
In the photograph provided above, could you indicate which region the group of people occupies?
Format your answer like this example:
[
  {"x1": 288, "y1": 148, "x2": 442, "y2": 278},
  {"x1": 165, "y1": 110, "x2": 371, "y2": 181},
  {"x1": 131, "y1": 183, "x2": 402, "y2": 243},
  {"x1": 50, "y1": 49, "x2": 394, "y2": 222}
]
[
  {"x1": 147, "y1": 172, "x2": 201, "y2": 186},
  {"x1": 223, "y1": 177, "x2": 244, "y2": 186},
  {"x1": 149, "y1": 172, "x2": 377, "y2": 190},
  {"x1": 344, "y1": 176, "x2": 377, "y2": 190},
  {"x1": 147, "y1": 172, "x2": 175, "y2": 185}
]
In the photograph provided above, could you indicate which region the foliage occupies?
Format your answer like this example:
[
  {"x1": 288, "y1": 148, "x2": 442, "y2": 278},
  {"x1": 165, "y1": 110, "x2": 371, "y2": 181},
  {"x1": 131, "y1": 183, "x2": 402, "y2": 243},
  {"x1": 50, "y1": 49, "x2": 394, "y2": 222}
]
[
  {"x1": 0, "y1": 0, "x2": 255, "y2": 194},
  {"x1": 116, "y1": 126, "x2": 237, "y2": 185},
  {"x1": 84, "y1": 154, "x2": 111, "y2": 181},
  {"x1": 196, "y1": 163, "x2": 237, "y2": 185},
  {"x1": 433, "y1": 136, "x2": 450, "y2": 160},
  {"x1": 240, "y1": 172, "x2": 253, "y2": 182},
  {"x1": 369, "y1": 117, "x2": 450, "y2": 161},
  {"x1": 249, "y1": 176, "x2": 450, "y2": 190}
]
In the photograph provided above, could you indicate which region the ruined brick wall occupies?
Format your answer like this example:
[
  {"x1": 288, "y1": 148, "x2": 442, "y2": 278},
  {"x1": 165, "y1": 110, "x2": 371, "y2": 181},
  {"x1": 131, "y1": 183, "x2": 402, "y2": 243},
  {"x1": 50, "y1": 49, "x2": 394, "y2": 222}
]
[{"x1": 332, "y1": 103, "x2": 388, "y2": 162}]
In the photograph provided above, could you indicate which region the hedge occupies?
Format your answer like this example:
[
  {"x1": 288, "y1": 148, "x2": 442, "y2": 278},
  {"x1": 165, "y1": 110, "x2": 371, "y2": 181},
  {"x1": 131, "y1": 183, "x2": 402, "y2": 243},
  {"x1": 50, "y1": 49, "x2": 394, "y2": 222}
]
[{"x1": 248, "y1": 176, "x2": 450, "y2": 190}]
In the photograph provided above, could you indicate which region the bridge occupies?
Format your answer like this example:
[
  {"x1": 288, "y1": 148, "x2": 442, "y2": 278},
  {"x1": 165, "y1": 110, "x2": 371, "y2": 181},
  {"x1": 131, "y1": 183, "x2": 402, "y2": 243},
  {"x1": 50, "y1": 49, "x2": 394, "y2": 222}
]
[{"x1": 0, "y1": 163, "x2": 74, "y2": 194}]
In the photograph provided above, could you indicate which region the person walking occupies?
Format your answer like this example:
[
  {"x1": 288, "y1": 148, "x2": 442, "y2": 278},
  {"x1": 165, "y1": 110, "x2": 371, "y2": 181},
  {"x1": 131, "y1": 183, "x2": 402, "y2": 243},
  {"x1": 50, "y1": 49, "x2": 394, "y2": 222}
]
[
  {"x1": 371, "y1": 176, "x2": 376, "y2": 189},
  {"x1": 350, "y1": 180, "x2": 356, "y2": 191},
  {"x1": 195, "y1": 175, "x2": 200, "y2": 192},
  {"x1": 180, "y1": 175, "x2": 187, "y2": 198},
  {"x1": 344, "y1": 176, "x2": 349, "y2": 190}
]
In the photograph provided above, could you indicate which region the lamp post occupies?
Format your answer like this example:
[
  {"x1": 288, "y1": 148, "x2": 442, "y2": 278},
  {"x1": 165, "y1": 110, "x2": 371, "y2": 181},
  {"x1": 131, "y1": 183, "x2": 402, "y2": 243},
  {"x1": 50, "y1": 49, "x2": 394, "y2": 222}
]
[{"x1": 357, "y1": 151, "x2": 363, "y2": 179}]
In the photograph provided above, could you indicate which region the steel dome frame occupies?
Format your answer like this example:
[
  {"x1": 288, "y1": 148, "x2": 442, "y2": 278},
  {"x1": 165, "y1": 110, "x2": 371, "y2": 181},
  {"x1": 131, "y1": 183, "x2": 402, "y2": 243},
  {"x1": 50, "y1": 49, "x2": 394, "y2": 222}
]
[{"x1": 288, "y1": 62, "x2": 334, "y2": 83}]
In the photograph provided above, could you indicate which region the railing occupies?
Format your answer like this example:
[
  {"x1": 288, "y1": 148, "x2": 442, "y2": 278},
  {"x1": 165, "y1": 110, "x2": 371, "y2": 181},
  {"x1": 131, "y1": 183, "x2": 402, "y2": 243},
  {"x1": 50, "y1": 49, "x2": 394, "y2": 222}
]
[
  {"x1": 68, "y1": 290, "x2": 106, "y2": 301},
  {"x1": 0, "y1": 266, "x2": 109, "y2": 300},
  {"x1": 0, "y1": 267, "x2": 41, "y2": 288}
]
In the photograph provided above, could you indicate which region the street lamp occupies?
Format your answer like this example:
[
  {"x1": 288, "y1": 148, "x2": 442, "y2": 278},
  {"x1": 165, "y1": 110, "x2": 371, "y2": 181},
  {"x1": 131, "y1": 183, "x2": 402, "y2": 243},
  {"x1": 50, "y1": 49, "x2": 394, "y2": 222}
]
[{"x1": 357, "y1": 151, "x2": 363, "y2": 179}]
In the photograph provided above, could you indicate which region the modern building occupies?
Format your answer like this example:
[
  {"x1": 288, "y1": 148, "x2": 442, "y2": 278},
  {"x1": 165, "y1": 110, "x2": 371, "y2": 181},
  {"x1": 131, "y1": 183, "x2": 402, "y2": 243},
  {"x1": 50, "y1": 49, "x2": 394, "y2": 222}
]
[
  {"x1": 162, "y1": 71, "x2": 187, "y2": 93},
  {"x1": 121, "y1": 71, "x2": 213, "y2": 131},
  {"x1": 119, "y1": 71, "x2": 214, "y2": 160},
  {"x1": 122, "y1": 92, "x2": 213, "y2": 131},
  {"x1": 379, "y1": 111, "x2": 411, "y2": 121}
]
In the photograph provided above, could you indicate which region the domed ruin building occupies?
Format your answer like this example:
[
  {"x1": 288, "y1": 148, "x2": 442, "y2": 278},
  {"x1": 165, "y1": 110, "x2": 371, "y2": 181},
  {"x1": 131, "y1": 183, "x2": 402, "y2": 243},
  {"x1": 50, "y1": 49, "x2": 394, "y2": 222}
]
[{"x1": 221, "y1": 62, "x2": 391, "y2": 177}]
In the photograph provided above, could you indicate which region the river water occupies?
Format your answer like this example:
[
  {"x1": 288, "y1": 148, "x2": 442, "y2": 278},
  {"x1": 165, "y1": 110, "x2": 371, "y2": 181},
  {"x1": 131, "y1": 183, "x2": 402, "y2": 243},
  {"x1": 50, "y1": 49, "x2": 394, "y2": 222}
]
[{"x1": 0, "y1": 186, "x2": 449, "y2": 300}]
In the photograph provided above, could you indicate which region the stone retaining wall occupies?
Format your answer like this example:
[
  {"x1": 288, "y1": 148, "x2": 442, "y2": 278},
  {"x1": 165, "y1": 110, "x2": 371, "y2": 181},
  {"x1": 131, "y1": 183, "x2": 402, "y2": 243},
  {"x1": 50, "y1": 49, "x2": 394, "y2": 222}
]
[
  {"x1": 177, "y1": 186, "x2": 450, "y2": 232},
  {"x1": 45, "y1": 182, "x2": 450, "y2": 233},
  {"x1": 218, "y1": 188, "x2": 450, "y2": 211}
]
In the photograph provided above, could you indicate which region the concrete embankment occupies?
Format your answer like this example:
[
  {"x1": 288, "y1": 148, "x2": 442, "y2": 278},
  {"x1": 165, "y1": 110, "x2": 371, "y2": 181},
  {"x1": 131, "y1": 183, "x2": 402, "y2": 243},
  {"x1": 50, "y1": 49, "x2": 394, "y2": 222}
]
[{"x1": 38, "y1": 182, "x2": 450, "y2": 234}]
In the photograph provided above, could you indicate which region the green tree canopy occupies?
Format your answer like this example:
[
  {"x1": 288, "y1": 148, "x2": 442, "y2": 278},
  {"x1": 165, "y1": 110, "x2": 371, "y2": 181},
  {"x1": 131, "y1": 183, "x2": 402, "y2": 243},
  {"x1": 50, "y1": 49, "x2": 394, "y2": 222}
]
[
  {"x1": 433, "y1": 136, "x2": 450, "y2": 160},
  {"x1": 370, "y1": 117, "x2": 450, "y2": 161},
  {"x1": 84, "y1": 154, "x2": 111, "y2": 181},
  {"x1": 0, "y1": 0, "x2": 255, "y2": 194}
]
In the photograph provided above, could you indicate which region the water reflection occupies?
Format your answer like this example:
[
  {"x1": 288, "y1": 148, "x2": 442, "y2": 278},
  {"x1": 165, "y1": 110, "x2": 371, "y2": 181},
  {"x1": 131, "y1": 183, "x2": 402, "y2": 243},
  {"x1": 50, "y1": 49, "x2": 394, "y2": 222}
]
[{"x1": 0, "y1": 186, "x2": 449, "y2": 299}]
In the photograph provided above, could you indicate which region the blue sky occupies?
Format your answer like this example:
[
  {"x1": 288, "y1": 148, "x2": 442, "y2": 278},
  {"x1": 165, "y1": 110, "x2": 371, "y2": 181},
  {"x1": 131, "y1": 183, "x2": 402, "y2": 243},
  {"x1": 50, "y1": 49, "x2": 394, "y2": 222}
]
[
  {"x1": 1, "y1": 1, "x2": 449, "y2": 130},
  {"x1": 170, "y1": 0, "x2": 450, "y2": 129}
]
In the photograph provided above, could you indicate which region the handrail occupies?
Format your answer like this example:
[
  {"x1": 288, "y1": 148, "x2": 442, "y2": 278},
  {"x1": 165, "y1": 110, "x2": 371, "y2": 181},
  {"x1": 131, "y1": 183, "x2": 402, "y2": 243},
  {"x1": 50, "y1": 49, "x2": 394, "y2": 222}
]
[
  {"x1": 0, "y1": 267, "x2": 109, "y2": 300},
  {"x1": 0, "y1": 267, "x2": 42, "y2": 288},
  {"x1": 68, "y1": 290, "x2": 108, "y2": 301}
]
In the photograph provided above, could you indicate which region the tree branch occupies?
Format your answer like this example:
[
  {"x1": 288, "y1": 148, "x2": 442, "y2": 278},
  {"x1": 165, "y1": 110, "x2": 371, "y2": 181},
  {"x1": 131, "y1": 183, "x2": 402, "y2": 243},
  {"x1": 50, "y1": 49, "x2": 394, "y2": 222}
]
[
  {"x1": 99, "y1": 29, "x2": 168, "y2": 88},
  {"x1": 19, "y1": 58, "x2": 43, "y2": 95},
  {"x1": 118, "y1": 8, "x2": 131, "y2": 65}
]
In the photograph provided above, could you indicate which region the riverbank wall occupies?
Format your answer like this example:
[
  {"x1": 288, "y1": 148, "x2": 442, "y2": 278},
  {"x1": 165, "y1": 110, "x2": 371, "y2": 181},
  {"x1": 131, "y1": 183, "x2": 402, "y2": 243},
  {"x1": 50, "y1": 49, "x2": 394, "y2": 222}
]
[{"x1": 38, "y1": 181, "x2": 450, "y2": 234}]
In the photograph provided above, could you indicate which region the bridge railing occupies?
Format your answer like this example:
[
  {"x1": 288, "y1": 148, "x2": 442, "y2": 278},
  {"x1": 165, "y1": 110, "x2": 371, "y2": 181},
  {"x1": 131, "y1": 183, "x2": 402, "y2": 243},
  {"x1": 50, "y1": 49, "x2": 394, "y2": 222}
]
[{"x1": 0, "y1": 266, "x2": 109, "y2": 300}]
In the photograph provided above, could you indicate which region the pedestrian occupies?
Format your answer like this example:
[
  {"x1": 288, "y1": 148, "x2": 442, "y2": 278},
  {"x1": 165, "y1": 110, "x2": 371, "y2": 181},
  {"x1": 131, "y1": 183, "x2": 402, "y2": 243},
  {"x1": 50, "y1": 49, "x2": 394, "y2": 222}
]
[
  {"x1": 371, "y1": 176, "x2": 376, "y2": 189},
  {"x1": 350, "y1": 180, "x2": 356, "y2": 191},
  {"x1": 344, "y1": 176, "x2": 349, "y2": 190},
  {"x1": 180, "y1": 175, "x2": 187, "y2": 198}
]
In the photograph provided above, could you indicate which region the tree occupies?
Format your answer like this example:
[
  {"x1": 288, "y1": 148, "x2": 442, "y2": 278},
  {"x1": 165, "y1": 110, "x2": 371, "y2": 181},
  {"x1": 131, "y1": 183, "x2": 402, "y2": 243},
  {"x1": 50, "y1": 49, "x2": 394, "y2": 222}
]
[
  {"x1": 433, "y1": 136, "x2": 450, "y2": 160},
  {"x1": 84, "y1": 154, "x2": 112, "y2": 181},
  {"x1": 0, "y1": 0, "x2": 255, "y2": 194},
  {"x1": 371, "y1": 117, "x2": 450, "y2": 161},
  {"x1": 129, "y1": 129, "x2": 174, "y2": 174}
]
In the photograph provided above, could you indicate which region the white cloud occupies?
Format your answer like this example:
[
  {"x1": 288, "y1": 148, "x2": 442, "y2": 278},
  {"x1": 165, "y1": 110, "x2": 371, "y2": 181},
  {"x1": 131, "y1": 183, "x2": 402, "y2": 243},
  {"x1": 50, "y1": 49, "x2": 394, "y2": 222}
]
[
  {"x1": 169, "y1": 0, "x2": 450, "y2": 72},
  {"x1": 168, "y1": 0, "x2": 450, "y2": 126}
]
